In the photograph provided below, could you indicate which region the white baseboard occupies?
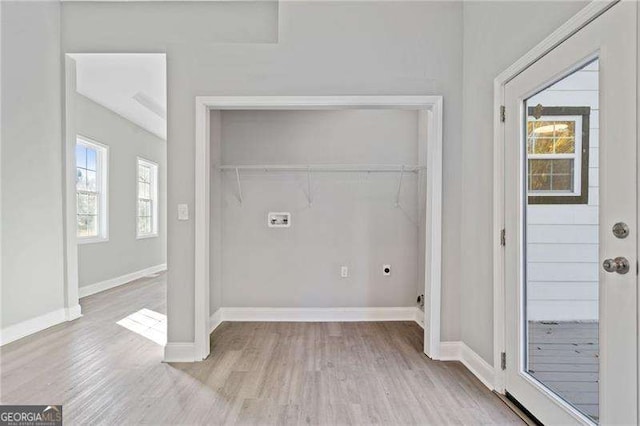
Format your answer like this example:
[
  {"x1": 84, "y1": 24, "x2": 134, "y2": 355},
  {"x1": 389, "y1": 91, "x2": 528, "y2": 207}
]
[
  {"x1": 171, "y1": 309, "x2": 496, "y2": 394},
  {"x1": 163, "y1": 342, "x2": 196, "y2": 362},
  {"x1": 209, "y1": 309, "x2": 223, "y2": 333},
  {"x1": 414, "y1": 307, "x2": 425, "y2": 329},
  {"x1": 79, "y1": 263, "x2": 167, "y2": 298},
  {"x1": 1, "y1": 303, "x2": 84, "y2": 346},
  {"x1": 460, "y1": 343, "x2": 496, "y2": 390},
  {"x1": 438, "y1": 341, "x2": 495, "y2": 390},
  {"x1": 438, "y1": 341, "x2": 462, "y2": 360},
  {"x1": 216, "y1": 306, "x2": 418, "y2": 323},
  {"x1": 65, "y1": 304, "x2": 83, "y2": 321},
  {"x1": 0, "y1": 308, "x2": 67, "y2": 346},
  {"x1": 173, "y1": 307, "x2": 420, "y2": 363}
]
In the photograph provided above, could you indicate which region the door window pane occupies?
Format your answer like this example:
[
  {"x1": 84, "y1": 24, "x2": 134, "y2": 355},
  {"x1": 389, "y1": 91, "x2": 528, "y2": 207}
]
[{"x1": 524, "y1": 59, "x2": 599, "y2": 422}]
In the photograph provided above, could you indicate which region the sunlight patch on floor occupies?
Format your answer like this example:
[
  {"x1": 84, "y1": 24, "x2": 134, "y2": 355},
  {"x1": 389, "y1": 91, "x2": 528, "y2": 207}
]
[{"x1": 117, "y1": 308, "x2": 167, "y2": 345}]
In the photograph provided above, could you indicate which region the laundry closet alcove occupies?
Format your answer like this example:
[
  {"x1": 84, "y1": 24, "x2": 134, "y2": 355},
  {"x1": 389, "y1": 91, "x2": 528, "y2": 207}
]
[{"x1": 193, "y1": 96, "x2": 443, "y2": 363}]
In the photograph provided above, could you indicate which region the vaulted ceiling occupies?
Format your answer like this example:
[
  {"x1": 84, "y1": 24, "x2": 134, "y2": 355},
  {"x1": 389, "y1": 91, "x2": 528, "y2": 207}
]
[{"x1": 71, "y1": 54, "x2": 166, "y2": 140}]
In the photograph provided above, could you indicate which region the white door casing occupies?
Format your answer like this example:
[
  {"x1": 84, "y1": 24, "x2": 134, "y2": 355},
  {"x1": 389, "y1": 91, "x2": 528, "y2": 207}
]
[{"x1": 189, "y1": 96, "x2": 443, "y2": 363}]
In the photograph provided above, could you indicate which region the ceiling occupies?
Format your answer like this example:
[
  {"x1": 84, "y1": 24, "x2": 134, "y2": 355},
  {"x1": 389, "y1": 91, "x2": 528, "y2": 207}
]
[{"x1": 71, "y1": 54, "x2": 167, "y2": 140}]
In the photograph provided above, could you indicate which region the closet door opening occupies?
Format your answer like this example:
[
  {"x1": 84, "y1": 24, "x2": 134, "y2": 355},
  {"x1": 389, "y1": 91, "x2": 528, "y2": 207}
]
[{"x1": 191, "y1": 97, "x2": 443, "y2": 363}]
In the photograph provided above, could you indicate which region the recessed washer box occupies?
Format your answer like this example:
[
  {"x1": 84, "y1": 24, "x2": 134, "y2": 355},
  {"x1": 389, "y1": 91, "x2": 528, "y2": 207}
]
[{"x1": 268, "y1": 212, "x2": 291, "y2": 228}]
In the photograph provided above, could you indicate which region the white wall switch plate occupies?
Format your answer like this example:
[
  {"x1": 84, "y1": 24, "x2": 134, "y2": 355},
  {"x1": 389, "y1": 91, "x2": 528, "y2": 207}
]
[
  {"x1": 178, "y1": 204, "x2": 189, "y2": 221},
  {"x1": 268, "y1": 212, "x2": 291, "y2": 228},
  {"x1": 341, "y1": 266, "x2": 349, "y2": 278}
]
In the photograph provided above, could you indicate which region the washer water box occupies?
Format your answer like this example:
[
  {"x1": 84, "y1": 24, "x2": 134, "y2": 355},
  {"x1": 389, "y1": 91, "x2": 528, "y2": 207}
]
[{"x1": 268, "y1": 212, "x2": 291, "y2": 228}]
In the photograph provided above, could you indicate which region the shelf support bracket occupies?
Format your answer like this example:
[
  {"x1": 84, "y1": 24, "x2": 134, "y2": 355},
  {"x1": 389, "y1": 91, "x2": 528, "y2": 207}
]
[
  {"x1": 235, "y1": 167, "x2": 243, "y2": 204},
  {"x1": 306, "y1": 166, "x2": 313, "y2": 206},
  {"x1": 395, "y1": 165, "x2": 405, "y2": 207}
]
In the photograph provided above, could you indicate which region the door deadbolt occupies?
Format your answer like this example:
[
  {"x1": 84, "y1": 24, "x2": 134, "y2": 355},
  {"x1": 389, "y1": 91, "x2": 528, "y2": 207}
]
[
  {"x1": 612, "y1": 222, "x2": 630, "y2": 239},
  {"x1": 603, "y1": 257, "x2": 630, "y2": 274}
]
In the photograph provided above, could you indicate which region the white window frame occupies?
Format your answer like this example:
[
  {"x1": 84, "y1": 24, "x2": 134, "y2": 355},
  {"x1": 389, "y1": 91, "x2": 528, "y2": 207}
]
[
  {"x1": 527, "y1": 114, "x2": 583, "y2": 197},
  {"x1": 136, "y1": 157, "x2": 159, "y2": 239},
  {"x1": 76, "y1": 136, "x2": 109, "y2": 244}
]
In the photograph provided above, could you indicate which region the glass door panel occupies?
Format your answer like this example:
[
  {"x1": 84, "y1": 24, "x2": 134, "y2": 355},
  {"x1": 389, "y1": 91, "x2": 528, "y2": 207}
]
[{"x1": 525, "y1": 59, "x2": 599, "y2": 423}]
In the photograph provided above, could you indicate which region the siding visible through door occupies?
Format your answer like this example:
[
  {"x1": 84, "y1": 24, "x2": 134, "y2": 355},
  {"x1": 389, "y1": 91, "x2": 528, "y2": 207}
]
[{"x1": 526, "y1": 60, "x2": 599, "y2": 322}]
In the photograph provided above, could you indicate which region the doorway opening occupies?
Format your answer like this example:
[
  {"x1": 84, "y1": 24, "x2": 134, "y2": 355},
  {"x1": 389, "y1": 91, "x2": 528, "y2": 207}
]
[
  {"x1": 186, "y1": 96, "x2": 443, "y2": 363},
  {"x1": 63, "y1": 53, "x2": 168, "y2": 345}
]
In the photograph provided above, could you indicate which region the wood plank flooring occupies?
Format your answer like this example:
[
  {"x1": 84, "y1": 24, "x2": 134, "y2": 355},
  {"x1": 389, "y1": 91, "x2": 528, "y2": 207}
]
[
  {"x1": 0, "y1": 273, "x2": 522, "y2": 425},
  {"x1": 528, "y1": 321, "x2": 599, "y2": 422}
]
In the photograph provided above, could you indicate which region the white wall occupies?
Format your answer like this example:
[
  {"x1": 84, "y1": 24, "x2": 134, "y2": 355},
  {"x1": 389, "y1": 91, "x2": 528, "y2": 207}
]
[
  {"x1": 74, "y1": 93, "x2": 167, "y2": 289},
  {"x1": 526, "y1": 61, "x2": 599, "y2": 321},
  {"x1": 61, "y1": 1, "x2": 464, "y2": 344},
  {"x1": 215, "y1": 110, "x2": 420, "y2": 309},
  {"x1": 1, "y1": 1, "x2": 66, "y2": 329},
  {"x1": 460, "y1": 1, "x2": 589, "y2": 363},
  {"x1": 2, "y1": 0, "x2": 598, "y2": 358},
  {"x1": 62, "y1": 0, "x2": 280, "y2": 343}
]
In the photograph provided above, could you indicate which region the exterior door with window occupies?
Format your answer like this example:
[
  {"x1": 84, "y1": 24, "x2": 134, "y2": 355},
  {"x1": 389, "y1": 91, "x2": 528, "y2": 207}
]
[{"x1": 503, "y1": 2, "x2": 637, "y2": 424}]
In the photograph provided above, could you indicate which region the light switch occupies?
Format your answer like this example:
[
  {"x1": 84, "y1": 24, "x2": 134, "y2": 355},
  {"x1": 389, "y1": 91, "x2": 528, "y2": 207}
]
[
  {"x1": 178, "y1": 204, "x2": 189, "y2": 221},
  {"x1": 341, "y1": 266, "x2": 349, "y2": 278}
]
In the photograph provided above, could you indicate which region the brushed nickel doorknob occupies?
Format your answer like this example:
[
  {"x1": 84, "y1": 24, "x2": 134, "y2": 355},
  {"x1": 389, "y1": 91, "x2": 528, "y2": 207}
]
[{"x1": 603, "y1": 257, "x2": 630, "y2": 274}]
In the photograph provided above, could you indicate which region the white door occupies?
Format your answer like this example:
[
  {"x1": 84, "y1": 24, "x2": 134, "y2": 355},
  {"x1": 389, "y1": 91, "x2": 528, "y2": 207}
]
[{"x1": 503, "y1": 2, "x2": 637, "y2": 424}]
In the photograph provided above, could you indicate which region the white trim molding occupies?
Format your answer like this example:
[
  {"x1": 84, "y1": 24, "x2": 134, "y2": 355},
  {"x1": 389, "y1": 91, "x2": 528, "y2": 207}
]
[
  {"x1": 1, "y1": 309, "x2": 69, "y2": 346},
  {"x1": 209, "y1": 309, "x2": 223, "y2": 334},
  {"x1": 63, "y1": 55, "x2": 81, "y2": 320},
  {"x1": 414, "y1": 308, "x2": 425, "y2": 329},
  {"x1": 65, "y1": 304, "x2": 83, "y2": 321},
  {"x1": 202, "y1": 310, "x2": 494, "y2": 391},
  {"x1": 166, "y1": 307, "x2": 423, "y2": 363},
  {"x1": 76, "y1": 135, "x2": 110, "y2": 245},
  {"x1": 214, "y1": 307, "x2": 419, "y2": 323},
  {"x1": 79, "y1": 264, "x2": 167, "y2": 298},
  {"x1": 163, "y1": 342, "x2": 196, "y2": 363},
  {"x1": 438, "y1": 341, "x2": 495, "y2": 391},
  {"x1": 492, "y1": 0, "x2": 617, "y2": 394},
  {"x1": 194, "y1": 95, "x2": 444, "y2": 363}
]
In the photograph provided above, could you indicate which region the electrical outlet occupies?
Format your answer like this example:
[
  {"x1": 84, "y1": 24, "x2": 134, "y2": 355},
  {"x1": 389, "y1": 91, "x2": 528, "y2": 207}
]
[
  {"x1": 383, "y1": 264, "x2": 391, "y2": 276},
  {"x1": 341, "y1": 266, "x2": 349, "y2": 278}
]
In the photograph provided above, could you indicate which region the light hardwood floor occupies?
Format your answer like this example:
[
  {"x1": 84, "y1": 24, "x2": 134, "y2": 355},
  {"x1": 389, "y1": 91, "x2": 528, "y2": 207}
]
[{"x1": 0, "y1": 273, "x2": 522, "y2": 425}]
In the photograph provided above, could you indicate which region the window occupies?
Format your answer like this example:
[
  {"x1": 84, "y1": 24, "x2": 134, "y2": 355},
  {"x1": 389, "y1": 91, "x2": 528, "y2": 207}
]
[
  {"x1": 137, "y1": 158, "x2": 159, "y2": 238},
  {"x1": 527, "y1": 106, "x2": 590, "y2": 204},
  {"x1": 76, "y1": 137, "x2": 108, "y2": 242}
]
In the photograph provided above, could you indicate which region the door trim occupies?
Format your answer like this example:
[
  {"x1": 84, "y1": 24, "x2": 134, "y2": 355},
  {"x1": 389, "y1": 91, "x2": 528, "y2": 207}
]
[
  {"x1": 492, "y1": 0, "x2": 618, "y2": 393},
  {"x1": 190, "y1": 95, "x2": 444, "y2": 363}
]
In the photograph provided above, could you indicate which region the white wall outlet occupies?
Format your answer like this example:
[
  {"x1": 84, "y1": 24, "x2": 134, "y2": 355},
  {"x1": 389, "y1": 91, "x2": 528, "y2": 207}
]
[
  {"x1": 341, "y1": 266, "x2": 349, "y2": 278},
  {"x1": 383, "y1": 264, "x2": 391, "y2": 276},
  {"x1": 268, "y1": 212, "x2": 291, "y2": 228},
  {"x1": 178, "y1": 204, "x2": 189, "y2": 221}
]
